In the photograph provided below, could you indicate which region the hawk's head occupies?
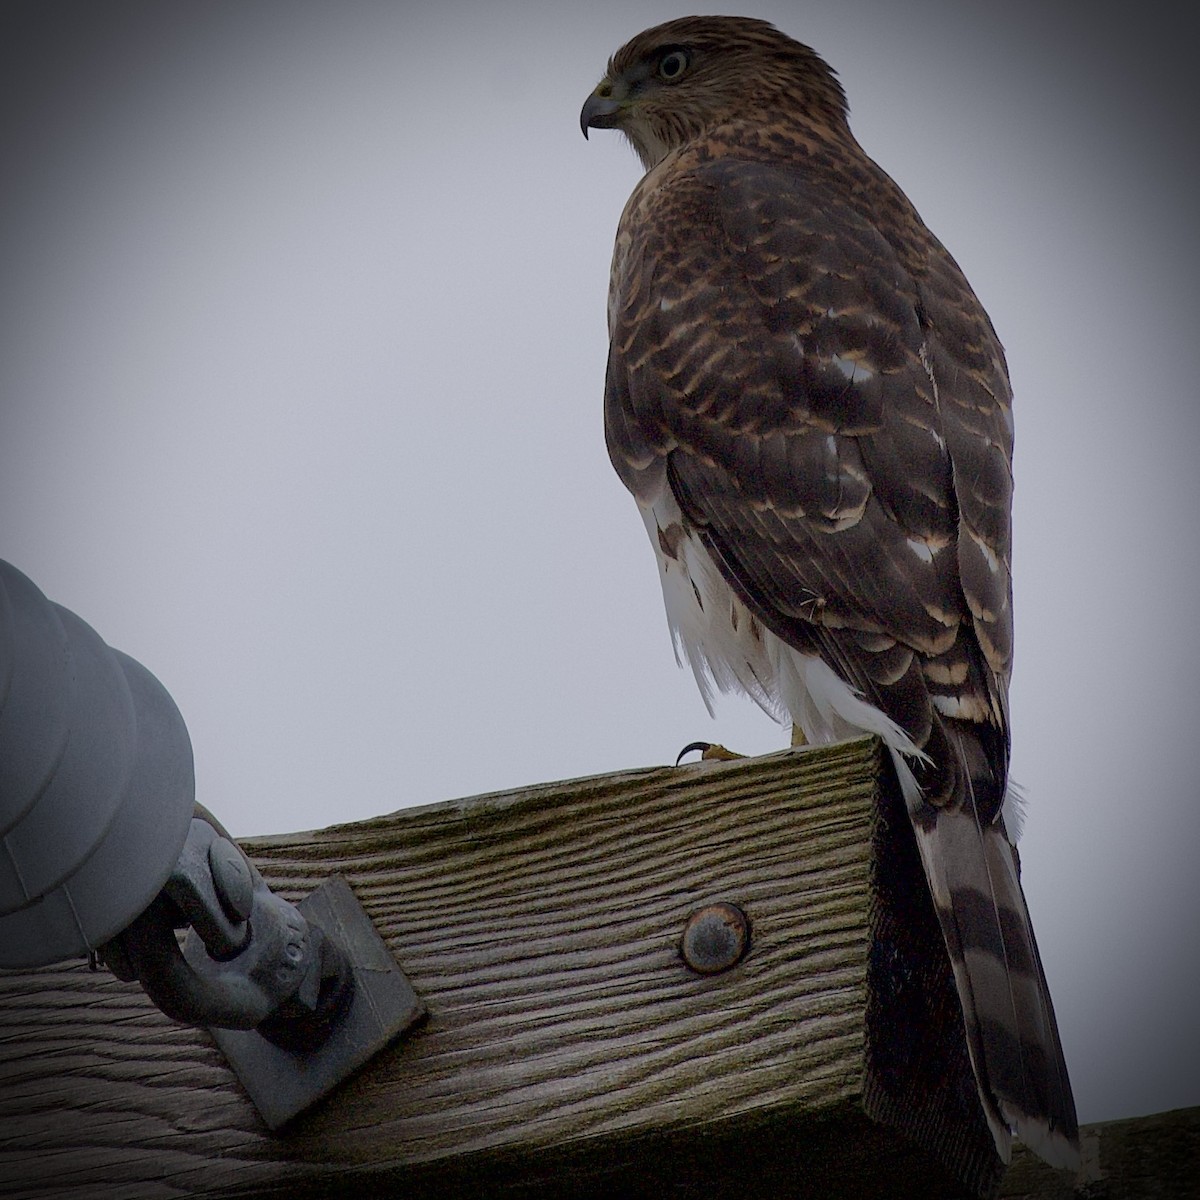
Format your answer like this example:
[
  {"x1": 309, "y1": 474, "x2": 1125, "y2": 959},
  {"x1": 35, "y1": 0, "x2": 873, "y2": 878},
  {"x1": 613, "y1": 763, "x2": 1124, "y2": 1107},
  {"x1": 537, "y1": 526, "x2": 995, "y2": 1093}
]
[{"x1": 581, "y1": 16, "x2": 848, "y2": 172}]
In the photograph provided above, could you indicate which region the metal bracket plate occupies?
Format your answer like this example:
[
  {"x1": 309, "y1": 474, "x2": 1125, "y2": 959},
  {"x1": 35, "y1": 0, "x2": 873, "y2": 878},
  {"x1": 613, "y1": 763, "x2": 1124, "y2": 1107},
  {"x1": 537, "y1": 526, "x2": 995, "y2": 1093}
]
[{"x1": 202, "y1": 874, "x2": 425, "y2": 1130}]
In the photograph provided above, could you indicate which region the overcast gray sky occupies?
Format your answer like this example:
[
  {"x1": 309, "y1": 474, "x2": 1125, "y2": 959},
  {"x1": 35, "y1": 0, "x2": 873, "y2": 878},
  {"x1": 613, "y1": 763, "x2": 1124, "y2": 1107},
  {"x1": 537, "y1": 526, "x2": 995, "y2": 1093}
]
[{"x1": 2, "y1": 0, "x2": 1197, "y2": 1129}]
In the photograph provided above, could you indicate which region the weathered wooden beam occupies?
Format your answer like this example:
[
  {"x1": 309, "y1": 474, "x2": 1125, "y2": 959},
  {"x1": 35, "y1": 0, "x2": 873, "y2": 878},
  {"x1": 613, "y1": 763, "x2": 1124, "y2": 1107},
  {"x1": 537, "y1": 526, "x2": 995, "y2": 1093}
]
[
  {"x1": 0, "y1": 737, "x2": 1076, "y2": 1198},
  {"x1": 1004, "y1": 1106, "x2": 1199, "y2": 1199}
]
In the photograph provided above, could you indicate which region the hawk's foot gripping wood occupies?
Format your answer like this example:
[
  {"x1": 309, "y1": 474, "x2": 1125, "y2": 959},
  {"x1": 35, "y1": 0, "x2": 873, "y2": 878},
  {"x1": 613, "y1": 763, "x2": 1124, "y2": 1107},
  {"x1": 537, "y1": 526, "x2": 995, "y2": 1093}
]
[{"x1": 674, "y1": 740, "x2": 746, "y2": 764}]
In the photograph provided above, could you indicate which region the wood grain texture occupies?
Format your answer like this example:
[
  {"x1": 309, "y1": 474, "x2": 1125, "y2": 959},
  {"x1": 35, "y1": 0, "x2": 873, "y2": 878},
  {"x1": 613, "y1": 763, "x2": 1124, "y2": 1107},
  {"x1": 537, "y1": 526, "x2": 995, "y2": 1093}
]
[
  {"x1": 27, "y1": 733, "x2": 1187, "y2": 1199},
  {"x1": 2, "y1": 738, "x2": 889, "y2": 1198},
  {"x1": 3, "y1": 736, "x2": 1189, "y2": 1197}
]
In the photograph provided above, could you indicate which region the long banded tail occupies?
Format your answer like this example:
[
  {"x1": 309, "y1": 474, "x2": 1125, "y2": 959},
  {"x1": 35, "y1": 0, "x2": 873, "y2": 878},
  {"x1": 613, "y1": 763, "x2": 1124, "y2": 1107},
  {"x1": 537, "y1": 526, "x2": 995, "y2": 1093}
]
[{"x1": 905, "y1": 746, "x2": 1079, "y2": 1169}]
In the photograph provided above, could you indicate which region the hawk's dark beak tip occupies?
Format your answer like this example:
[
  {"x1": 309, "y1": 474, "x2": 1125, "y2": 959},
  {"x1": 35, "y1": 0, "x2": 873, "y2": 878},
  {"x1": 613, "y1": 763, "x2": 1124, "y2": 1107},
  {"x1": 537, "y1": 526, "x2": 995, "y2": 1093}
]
[{"x1": 580, "y1": 92, "x2": 622, "y2": 138}]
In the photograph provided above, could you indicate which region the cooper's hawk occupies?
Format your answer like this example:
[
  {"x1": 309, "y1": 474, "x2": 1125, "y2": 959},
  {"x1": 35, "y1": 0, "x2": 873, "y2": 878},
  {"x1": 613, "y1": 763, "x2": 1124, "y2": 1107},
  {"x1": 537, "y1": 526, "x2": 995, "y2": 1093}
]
[{"x1": 582, "y1": 15, "x2": 1078, "y2": 1170}]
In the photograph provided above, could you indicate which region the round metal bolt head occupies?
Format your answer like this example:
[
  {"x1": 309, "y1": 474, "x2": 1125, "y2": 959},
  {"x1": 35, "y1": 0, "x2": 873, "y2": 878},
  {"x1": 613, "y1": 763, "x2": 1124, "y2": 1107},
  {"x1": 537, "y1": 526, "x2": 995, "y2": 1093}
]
[
  {"x1": 680, "y1": 902, "x2": 750, "y2": 975},
  {"x1": 209, "y1": 837, "x2": 253, "y2": 923}
]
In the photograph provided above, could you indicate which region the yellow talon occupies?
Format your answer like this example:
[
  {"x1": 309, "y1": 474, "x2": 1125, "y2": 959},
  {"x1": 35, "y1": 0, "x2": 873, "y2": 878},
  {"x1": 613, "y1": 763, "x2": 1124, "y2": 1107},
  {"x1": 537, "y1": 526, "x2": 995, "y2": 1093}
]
[
  {"x1": 675, "y1": 741, "x2": 746, "y2": 764},
  {"x1": 702, "y1": 743, "x2": 745, "y2": 761}
]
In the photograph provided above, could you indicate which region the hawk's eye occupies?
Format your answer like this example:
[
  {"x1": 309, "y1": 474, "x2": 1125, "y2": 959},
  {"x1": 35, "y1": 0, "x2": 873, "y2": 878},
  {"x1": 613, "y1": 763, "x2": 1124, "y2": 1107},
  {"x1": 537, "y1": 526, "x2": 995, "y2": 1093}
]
[{"x1": 657, "y1": 49, "x2": 690, "y2": 81}]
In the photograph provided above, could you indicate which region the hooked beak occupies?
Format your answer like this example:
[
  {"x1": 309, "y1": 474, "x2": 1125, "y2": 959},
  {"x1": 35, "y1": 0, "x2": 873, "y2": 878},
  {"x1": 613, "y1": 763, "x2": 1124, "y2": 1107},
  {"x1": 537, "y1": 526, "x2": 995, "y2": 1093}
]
[{"x1": 580, "y1": 88, "x2": 624, "y2": 138}]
